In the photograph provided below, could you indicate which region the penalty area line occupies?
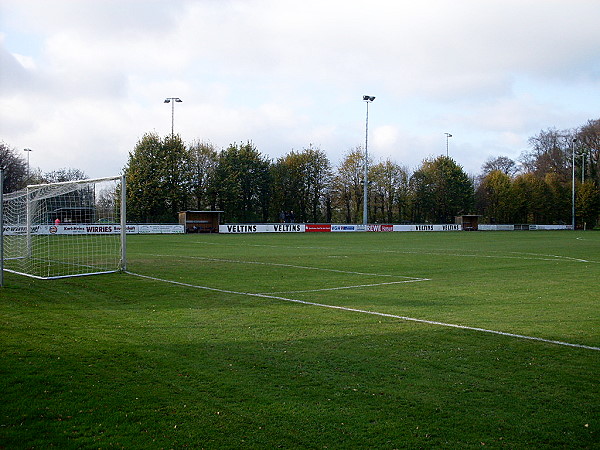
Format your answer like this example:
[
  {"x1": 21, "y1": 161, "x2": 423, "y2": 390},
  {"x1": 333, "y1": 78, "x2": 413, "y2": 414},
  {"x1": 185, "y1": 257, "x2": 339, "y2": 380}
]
[
  {"x1": 260, "y1": 278, "x2": 430, "y2": 295},
  {"x1": 126, "y1": 271, "x2": 600, "y2": 352}
]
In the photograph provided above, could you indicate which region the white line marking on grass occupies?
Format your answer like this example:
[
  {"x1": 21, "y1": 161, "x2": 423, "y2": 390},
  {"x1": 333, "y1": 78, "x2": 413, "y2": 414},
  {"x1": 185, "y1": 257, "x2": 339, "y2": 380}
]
[
  {"x1": 187, "y1": 242, "x2": 600, "y2": 264},
  {"x1": 141, "y1": 253, "x2": 430, "y2": 294},
  {"x1": 126, "y1": 271, "x2": 600, "y2": 352},
  {"x1": 261, "y1": 278, "x2": 430, "y2": 295},
  {"x1": 143, "y1": 253, "x2": 420, "y2": 279},
  {"x1": 196, "y1": 241, "x2": 600, "y2": 263},
  {"x1": 381, "y1": 249, "x2": 600, "y2": 263},
  {"x1": 510, "y1": 252, "x2": 598, "y2": 264},
  {"x1": 575, "y1": 237, "x2": 600, "y2": 242}
]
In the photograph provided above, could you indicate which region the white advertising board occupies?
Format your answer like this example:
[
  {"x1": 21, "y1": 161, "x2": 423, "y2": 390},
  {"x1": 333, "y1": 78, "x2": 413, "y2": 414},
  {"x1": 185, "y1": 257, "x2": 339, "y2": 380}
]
[
  {"x1": 478, "y1": 225, "x2": 515, "y2": 231},
  {"x1": 2, "y1": 224, "x2": 184, "y2": 235},
  {"x1": 136, "y1": 224, "x2": 184, "y2": 234},
  {"x1": 529, "y1": 225, "x2": 572, "y2": 230},
  {"x1": 392, "y1": 224, "x2": 461, "y2": 232},
  {"x1": 331, "y1": 224, "x2": 366, "y2": 232},
  {"x1": 219, "y1": 224, "x2": 305, "y2": 233}
]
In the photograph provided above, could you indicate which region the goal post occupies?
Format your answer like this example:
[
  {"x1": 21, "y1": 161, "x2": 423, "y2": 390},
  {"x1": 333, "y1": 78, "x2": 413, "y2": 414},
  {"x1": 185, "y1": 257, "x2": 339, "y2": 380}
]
[
  {"x1": 1, "y1": 168, "x2": 5, "y2": 287},
  {"x1": 1, "y1": 175, "x2": 126, "y2": 280}
]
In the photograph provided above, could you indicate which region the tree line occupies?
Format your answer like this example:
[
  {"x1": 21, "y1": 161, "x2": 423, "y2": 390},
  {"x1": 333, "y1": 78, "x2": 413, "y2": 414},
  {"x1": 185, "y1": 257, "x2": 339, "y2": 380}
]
[
  {"x1": 123, "y1": 118, "x2": 599, "y2": 227},
  {"x1": 0, "y1": 143, "x2": 88, "y2": 193},
  {"x1": 2, "y1": 118, "x2": 599, "y2": 227},
  {"x1": 122, "y1": 133, "x2": 475, "y2": 225},
  {"x1": 477, "y1": 120, "x2": 600, "y2": 228}
]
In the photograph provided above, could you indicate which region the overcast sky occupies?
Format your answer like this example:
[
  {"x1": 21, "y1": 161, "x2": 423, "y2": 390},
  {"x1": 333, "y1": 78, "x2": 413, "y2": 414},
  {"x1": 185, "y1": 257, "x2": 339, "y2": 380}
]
[{"x1": 1, "y1": 0, "x2": 599, "y2": 179}]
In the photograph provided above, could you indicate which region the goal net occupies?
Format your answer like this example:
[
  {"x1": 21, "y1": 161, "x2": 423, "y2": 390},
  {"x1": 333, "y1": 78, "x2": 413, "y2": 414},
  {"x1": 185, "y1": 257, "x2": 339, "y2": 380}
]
[{"x1": 1, "y1": 175, "x2": 126, "y2": 280}]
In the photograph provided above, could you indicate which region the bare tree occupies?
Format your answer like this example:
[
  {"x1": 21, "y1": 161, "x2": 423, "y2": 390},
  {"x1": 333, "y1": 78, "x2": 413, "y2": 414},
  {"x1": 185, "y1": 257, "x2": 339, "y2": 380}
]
[
  {"x1": 44, "y1": 168, "x2": 88, "y2": 183},
  {"x1": 189, "y1": 141, "x2": 218, "y2": 210},
  {"x1": 331, "y1": 148, "x2": 366, "y2": 223},
  {"x1": 369, "y1": 159, "x2": 409, "y2": 223},
  {"x1": 521, "y1": 128, "x2": 575, "y2": 180},
  {"x1": 0, "y1": 141, "x2": 27, "y2": 193},
  {"x1": 481, "y1": 156, "x2": 517, "y2": 177}
]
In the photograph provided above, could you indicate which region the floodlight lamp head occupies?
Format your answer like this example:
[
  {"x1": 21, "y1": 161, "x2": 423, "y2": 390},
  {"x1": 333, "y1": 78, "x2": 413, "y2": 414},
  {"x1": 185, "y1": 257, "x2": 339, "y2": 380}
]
[
  {"x1": 164, "y1": 99, "x2": 171, "y2": 103},
  {"x1": 363, "y1": 95, "x2": 375, "y2": 102},
  {"x1": 175, "y1": 98, "x2": 182, "y2": 102}
]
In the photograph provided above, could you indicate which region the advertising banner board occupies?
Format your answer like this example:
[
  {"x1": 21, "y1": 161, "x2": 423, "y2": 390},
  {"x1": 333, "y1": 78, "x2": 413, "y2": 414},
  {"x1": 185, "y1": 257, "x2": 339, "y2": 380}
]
[
  {"x1": 529, "y1": 225, "x2": 572, "y2": 230},
  {"x1": 367, "y1": 224, "x2": 394, "y2": 232},
  {"x1": 219, "y1": 224, "x2": 305, "y2": 233},
  {"x1": 392, "y1": 224, "x2": 461, "y2": 232},
  {"x1": 331, "y1": 224, "x2": 366, "y2": 232},
  {"x1": 2, "y1": 224, "x2": 184, "y2": 235},
  {"x1": 478, "y1": 225, "x2": 515, "y2": 231},
  {"x1": 305, "y1": 224, "x2": 332, "y2": 232}
]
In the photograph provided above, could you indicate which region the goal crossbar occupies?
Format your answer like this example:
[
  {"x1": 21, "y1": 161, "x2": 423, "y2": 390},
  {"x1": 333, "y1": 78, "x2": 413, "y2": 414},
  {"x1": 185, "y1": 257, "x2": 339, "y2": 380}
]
[{"x1": 26, "y1": 175, "x2": 123, "y2": 189}]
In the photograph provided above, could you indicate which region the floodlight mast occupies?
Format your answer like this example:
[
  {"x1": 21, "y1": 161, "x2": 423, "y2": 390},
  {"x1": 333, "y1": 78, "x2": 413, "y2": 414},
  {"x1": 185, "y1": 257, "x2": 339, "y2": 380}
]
[
  {"x1": 444, "y1": 133, "x2": 452, "y2": 157},
  {"x1": 24, "y1": 148, "x2": 32, "y2": 181},
  {"x1": 164, "y1": 97, "x2": 183, "y2": 136},
  {"x1": 362, "y1": 95, "x2": 375, "y2": 226}
]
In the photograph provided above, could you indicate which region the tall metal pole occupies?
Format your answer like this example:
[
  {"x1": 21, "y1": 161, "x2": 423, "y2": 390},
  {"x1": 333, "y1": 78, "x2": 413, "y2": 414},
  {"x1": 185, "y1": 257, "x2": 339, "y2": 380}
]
[
  {"x1": 171, "y1": 100, "x2": 175, "y2": 136},
  {"x1": 572, "y1": 138, "x2": 577, "y2": 230},
  {"x1": 362, "y1": 96, "x2": 375, "y2": 226},
  {"x1": 445, "y1": 133, "x2": 452, "y2": 157},
  {"x1": 164, "y1": 98, "x2": 182, "y2": 136},
  {"x1": 24, "y1": 148, "x2": 32, "y2": 180},
  {"x1": 363, "y1": 101, "x2": 369, "y2": 226}
]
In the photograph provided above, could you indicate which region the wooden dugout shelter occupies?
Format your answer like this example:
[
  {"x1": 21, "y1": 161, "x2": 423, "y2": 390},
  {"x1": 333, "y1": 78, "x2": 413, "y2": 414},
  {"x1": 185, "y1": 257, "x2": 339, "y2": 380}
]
[
  {"x1": 178, "y1": 210, "x2": 223, "y2": 233},
  {"x1": 455, "y1": 215, "x2": 480, "y2": 231}
]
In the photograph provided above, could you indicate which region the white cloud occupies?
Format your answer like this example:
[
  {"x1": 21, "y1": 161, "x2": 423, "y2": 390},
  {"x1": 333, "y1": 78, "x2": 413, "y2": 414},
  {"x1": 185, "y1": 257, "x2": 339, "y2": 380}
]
[
  {"x1": 12, "y1": 52, "x2": 35, "y2": 70},
  {"x1": 0, "y1": 0, "x2": 599, "y2": 178},
  {"x1": 372, "y1": 125, "x2": 399, "y2": 152}
]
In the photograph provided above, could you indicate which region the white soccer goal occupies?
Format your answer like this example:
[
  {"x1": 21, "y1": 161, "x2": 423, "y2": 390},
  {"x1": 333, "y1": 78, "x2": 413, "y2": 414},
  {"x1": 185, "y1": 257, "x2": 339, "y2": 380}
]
[{"x1": 1, "y1": 175, "x2": 126, "y2": 280}]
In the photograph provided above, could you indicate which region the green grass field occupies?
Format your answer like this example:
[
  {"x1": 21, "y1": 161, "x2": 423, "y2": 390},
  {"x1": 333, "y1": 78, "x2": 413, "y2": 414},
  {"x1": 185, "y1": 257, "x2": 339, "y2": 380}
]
[{"x1": 1, "y1": 231, "x2": 599, "y2": 448}]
